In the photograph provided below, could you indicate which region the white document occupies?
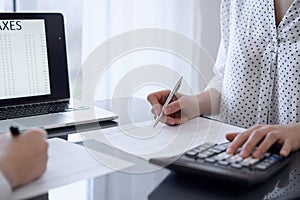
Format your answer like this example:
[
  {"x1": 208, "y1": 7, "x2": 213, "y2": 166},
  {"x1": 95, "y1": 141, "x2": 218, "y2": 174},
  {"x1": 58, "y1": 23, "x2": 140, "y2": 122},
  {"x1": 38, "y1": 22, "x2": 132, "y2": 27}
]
[
  {"x1": 12, "y1": 138, "x2": 133, "y2": 200},
  {"x1": 81, "y1": 117, "x2": 245, "y2": 161}
]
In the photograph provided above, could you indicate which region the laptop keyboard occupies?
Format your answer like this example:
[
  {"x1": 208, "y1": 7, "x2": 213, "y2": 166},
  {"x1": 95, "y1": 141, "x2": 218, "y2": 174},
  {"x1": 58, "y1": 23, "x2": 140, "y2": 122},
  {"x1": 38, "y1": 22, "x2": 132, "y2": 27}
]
[{"x1": 0, "y1": 101, "x2": 70, "y2": 120}]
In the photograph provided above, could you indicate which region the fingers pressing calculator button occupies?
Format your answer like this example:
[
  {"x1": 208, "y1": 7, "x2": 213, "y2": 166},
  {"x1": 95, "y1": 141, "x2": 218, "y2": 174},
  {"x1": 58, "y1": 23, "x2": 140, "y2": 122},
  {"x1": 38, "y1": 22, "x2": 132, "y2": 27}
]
[
  {"x1": 150, "y1": 142, "x2": 292, "y2": 186},
  {"x1": 184, "y1": 142, "x2": 286, "y2": 171}
]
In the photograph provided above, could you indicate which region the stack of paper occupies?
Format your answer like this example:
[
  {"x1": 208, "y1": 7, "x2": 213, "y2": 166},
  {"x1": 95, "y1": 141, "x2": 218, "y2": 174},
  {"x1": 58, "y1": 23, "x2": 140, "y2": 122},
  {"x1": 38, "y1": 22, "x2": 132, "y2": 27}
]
[
  {"x1": 12, "y1": 138, "x2": 133, "y2": 200},
  {"x1": 81, "y1": 117, "x2": 245, "y2": 161}
]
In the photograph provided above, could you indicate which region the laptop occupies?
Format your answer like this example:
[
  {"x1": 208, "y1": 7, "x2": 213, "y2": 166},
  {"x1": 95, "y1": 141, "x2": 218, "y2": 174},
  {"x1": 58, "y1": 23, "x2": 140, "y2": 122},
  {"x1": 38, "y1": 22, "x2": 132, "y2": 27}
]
[{"x1": 0, "y1": 13, "x2": 118, "y2": 133}]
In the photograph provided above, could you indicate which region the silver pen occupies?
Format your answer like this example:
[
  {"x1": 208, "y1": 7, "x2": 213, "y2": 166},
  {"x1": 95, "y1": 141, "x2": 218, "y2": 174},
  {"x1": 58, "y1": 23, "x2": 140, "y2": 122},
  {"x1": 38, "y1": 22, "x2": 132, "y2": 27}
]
[{"x1": 153, "y1": 76, "x2": 183, "y2": 128}]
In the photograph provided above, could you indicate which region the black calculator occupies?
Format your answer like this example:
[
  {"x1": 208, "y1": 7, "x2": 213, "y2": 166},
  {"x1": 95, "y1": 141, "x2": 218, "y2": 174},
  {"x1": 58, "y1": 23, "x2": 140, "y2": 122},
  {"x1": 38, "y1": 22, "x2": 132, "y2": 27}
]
[{"x1": 149, "y1": 142, "x2": 292, "y2": 186}]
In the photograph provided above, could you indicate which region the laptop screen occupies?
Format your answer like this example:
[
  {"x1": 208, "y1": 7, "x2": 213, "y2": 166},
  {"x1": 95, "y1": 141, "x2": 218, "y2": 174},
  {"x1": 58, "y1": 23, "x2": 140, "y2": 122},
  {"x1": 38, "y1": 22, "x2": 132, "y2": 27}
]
[
  {"x1": 0, "y1": 19, "x2": 51, "y2": 100},
  {"x1": 0, "y1": 13, "x2": 70, "y2": 107}
]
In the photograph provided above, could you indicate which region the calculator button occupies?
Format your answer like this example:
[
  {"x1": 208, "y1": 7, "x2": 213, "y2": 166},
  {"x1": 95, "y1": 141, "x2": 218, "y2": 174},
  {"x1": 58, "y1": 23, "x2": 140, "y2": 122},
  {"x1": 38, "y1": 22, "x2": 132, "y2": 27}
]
[
  {"x1": 254, "y1": 162, "x2": 270, "y2": 170},
  {"x1": 202, "y1": 142, "x2": 216, "y2": 148},
  {"x1": 264, "y1": 154, "x2": 283, "y2": 165},
  {"x1": 214, "y1": 152, "x2": 232, "y2": 161},
  {"x1": 228, "y1": 154, "x2": 243, "y2": 163},
  {"x1": 269, "y1": 154, "x2": 283, "y2": 161},
  {"x1": 202, "y1": 149, "x2": 217, "y2": 157},
  {"x1": 264, "y1": 159, "x2": 277, "y2": 165},
  {"x1": 185, "y1": 151, "x2": 199, "y2": 158},
  {"x1": 247, "y1": 157, "x2": 260, "y2": 165},
  {"x1": 261, "y1": 161, "x2": 273, "y2": 168},
  {"x1": 195, "y1": 147, "x2": 206, "y2": 152},
  {"x1": 218, "y1": 160, "x2": 230, "y2": 166},
  {"x1": 195, "y1": 143, "x2": 216, "y2": 153},
  {"x1": 210, "y1": 148, "x2": 224, "y2": 154},
  {"x1": 241, "y1": 162, "x2": 251, "y2": 167},
  {"x1": 231, "y1": 163, "x2": 243, "y2": 169},
  {"x1": 212, "y1": 144, "x2": 228, "y2": 152},
  {"x1": 198, "y1": 152, "x2": 210, "y2": 159},
  {"x1": 205, "y1": 158, "x2": 217, "y2": 163},
  {"x1": 241, "y1": 157, "x2": 259, "y2": 166}
]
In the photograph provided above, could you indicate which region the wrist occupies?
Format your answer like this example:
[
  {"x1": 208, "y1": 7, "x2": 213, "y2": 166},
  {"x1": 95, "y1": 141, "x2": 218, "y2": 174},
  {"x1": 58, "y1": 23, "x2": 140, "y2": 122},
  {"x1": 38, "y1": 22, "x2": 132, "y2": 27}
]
[{"x1": 196, "y1": 89, "x2": 221, "y2": 115}]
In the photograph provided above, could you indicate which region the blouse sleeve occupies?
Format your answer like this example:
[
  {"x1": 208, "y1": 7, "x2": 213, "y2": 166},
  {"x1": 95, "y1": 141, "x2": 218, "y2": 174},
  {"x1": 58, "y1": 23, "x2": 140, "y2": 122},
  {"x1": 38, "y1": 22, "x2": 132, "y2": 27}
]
[
  {"x1": 205, "y1": 38, "x2": 227, "y2": 94},
  {"x1": 205, "y1": 0, "x2": 230, "y2": 94}
]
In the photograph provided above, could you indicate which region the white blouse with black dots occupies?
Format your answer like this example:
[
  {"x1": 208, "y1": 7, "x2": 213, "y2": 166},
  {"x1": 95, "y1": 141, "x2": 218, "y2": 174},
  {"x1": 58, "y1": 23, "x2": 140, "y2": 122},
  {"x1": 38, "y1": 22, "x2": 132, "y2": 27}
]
[{"x1": 207, "y1": 0, "x2": 300, "y2": 128}]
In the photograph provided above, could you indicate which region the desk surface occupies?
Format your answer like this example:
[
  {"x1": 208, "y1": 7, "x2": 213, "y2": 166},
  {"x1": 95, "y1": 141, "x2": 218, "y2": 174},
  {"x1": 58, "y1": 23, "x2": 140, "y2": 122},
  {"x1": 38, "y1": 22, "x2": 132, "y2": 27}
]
[{"x1": 30, "y1": 97, "x2": 300, "y2": 200}]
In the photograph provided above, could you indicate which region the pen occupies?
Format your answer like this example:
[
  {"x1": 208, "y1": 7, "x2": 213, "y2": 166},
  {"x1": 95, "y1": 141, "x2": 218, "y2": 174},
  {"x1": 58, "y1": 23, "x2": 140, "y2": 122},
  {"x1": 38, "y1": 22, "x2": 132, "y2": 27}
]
[
  {"x1": 10, "y1": 126, "x2": 20, "y2": 137},
  {"x1": 153, "y1": 76, "x2": 183, "y2": 128}
]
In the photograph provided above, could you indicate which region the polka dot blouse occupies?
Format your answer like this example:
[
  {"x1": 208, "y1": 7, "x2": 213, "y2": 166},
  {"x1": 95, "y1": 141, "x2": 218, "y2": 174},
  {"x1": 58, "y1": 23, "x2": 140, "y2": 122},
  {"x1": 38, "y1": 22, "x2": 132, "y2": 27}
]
[{"x1": 207, "y1": 0, "x2": 300, "y2": 128}]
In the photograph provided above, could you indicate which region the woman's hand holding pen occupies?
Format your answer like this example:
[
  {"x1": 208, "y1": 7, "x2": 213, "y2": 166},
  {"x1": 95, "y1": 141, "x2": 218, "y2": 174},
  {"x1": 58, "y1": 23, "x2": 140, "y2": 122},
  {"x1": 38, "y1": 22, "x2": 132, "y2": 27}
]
[
  {"x1": 147, "y1": 90, "x2": 201, "y2": 126},
  {"x1": 147, "y1": 88, "x2": 221, "y2": 126},
  {"x1": 0, "y1": 129, "x2": 48, "y2": 188}
]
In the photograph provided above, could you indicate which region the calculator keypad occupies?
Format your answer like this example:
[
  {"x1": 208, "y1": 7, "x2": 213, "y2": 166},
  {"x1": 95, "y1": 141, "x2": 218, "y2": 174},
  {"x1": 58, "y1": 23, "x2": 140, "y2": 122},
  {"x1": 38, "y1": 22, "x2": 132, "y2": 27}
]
[{"x1": 185, "y1": 142, "x2": 283, "y2": 171}]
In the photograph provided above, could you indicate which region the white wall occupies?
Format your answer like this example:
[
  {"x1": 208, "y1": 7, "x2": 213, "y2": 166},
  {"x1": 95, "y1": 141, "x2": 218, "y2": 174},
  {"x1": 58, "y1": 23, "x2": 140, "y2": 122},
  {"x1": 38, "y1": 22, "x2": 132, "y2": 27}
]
[
  {"x1": 81, "y1": 0, "x2": 221, "y2": 100},
  {"x1": 12, "y1": 0, "x2": 221, "y2": 100}
]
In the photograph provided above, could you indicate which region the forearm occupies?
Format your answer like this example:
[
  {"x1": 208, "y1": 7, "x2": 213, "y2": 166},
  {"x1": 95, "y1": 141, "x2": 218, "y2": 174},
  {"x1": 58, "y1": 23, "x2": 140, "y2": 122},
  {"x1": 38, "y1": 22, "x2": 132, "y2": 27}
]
[{"x1": 196, "y1": 88, "x2": 221, "y2": 115}]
